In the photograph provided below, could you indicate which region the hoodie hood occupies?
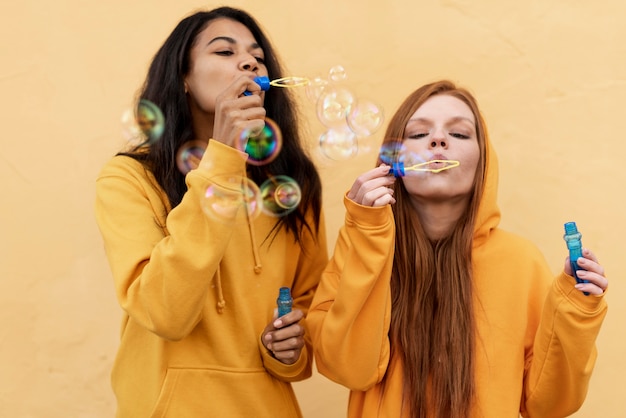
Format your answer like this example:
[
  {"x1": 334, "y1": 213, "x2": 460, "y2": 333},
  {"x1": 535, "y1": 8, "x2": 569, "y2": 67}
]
[{"x1": 472, "y1": 131, "x2": 501, "y2": 247}]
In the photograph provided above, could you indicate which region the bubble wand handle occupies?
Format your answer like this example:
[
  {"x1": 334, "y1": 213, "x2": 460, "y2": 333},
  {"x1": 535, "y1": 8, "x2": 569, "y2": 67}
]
[{"x1": 563, "y1": 221, "x2": 589, "y2": 296}]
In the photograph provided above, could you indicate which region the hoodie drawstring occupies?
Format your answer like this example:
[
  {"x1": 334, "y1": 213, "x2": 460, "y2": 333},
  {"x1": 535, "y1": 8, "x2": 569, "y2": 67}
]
[
  {"x1": 244, "y1": 172, "x2": 263, "y2": 274},
  {"x1": 214, "y1": 170, "x2": 263, "y2": 314},
  {"x1": 248, "y1": 214, "x2": 262, "y2": 274},
  {"x1": 215, "y1": 268, "x2": 226, "y2": 314}
]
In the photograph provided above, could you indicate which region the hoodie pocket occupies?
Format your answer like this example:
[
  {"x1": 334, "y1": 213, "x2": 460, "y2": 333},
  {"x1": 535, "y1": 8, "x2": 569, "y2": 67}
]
[{"x1": 150, "y1": 366, "x2": 301, "y2": 418}]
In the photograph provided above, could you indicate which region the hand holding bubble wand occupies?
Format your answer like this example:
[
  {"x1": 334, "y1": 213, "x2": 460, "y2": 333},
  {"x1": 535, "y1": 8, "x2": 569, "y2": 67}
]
[
  {"x1": 238, "y1": 76, "x2": 311, "y2": 166},
  {"x1": 379, "y1": 144, "x2": 460, "y2": 177}
]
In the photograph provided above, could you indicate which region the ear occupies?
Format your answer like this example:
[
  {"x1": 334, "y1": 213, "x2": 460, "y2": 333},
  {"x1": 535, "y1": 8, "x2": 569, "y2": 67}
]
[{"x1": 184, "y1": 81, "x2": 189, "y2": 94}]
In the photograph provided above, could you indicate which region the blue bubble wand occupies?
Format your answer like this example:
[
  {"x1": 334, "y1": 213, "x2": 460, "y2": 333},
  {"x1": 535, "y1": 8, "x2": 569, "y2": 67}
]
[{"x1": 244, "y1": 76, "x2": 310, "y2": 96}]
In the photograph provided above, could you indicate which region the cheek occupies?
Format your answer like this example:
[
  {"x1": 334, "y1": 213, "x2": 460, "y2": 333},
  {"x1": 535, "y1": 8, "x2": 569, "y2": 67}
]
[
  {"x1": 461, "y1": 144, "x2": 480, "y2": 173},
  {"x1": 186, "y1": 75, "x2": 221, "y2": 113},
  {"x1": 188, "y1": 88, "x2": 217, "y2": 113},
  {"x1": 399, "y1": 175, "x2": 426, "y2": 195}
]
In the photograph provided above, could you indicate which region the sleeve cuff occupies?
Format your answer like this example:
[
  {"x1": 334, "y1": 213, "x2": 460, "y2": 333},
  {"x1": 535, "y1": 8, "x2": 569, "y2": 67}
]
[
  {"x1": 555, "y1": 272, "x2": 607, "y2": 313},
  {"x1": 258, "y1": 335, "x2": 310, "y2": 381}
]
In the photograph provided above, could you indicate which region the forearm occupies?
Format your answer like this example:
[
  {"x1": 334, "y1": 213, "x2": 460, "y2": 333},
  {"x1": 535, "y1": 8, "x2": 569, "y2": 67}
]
[
  {"x1": 523, "y1": 273, "x2": 608, "y2": 417},
  {"x1": 308, "y1": 200, "x2": 395, "y2": 390}
]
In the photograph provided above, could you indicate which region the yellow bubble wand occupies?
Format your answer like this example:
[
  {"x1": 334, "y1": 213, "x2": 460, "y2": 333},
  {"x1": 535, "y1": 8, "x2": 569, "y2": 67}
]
[
  {"x1": 244, "y1": 76, "x2": 310, "y2": 95},
  {"x1": 389, "y1": 160, "x2": 460, "y2": 177}
]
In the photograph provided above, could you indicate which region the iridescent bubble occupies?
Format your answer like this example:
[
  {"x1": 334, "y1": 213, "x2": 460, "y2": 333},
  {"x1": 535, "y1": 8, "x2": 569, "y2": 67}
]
[
  {"x1": 239, "y1": 117, "x2": 282, "y2": 166},
  {"x1": 378, "y1": 142, "x2": 407, "y2": 165},
  {"x1": 347, "y1": 99, "x2": 384, "y2": 137},
  {"x1": 176, "y1": 140, "x2": 207, "y2": 175},
  {"x1": 120, "y1": 99, "x2": 165, "y2": 145},
  {"x1": 319, "y1": 127, "x2": 358, "y2": 161},
  {"x1": 316, "y1": 87, "x2": 355, "y2": 128},
  {"x1": 202, "y1": 175, "x2": 262, "y2": 223},
  {"x1": 260, "y1": 175, "x2": 302, "y2": 217},
  {"x1": 328, "y1": 65, "x2": 348, "y2": 83},
  {"x1": 305, "y1": 76, "x2": 329, "y2": 104},
  {"x1": 137, "y1": 100, "x2": 165, "y2": 143}
]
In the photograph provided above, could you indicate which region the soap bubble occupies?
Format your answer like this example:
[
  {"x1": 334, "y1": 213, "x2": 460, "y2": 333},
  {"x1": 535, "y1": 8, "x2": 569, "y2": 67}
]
[
  {"x1": 238, "y1": 117, "x2": 282, "y2": 166},
  {"x1": 176, "y1": 140, "x2": 208, "y2": 175},
  {"x1": 316, "y1": 87, "x2": 355, "y2": 128},
  {"x1": 378, "y1": 142, "x2": 406, "y2": 165},
  {"x1": 319, "y1": 127, "x2": 358, "y2": 161},
  {"x1": 305, "y1": 76, "x2": 329, "y2": 104},
  {"x1": 260, "y1": 175, "x2": 301, "y2": 217},
  {"x1": 136, "y1": 100, "x2": 165, "y2": 142},
  {"x1": 328, "y1": 65, "x2": 348, "y2": 83},
  {"x1": 121, "y1": 99, "x2": 165, "y2": 145},
  {"x1": 202, "y1": 175, "x2": 262, "y2": 223},
  {"x1": 347, "y1": 99, "x2": 384, "y2": 137}
]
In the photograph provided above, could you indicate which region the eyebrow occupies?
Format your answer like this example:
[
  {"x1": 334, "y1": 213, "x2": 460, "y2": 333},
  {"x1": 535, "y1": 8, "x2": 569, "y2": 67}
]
[
  {"x1": 408, "y1": 116, "x2": 474, "y2": 124},
  {"x1": 207, "y1": 36, "x2": 261, "y2": 50}
]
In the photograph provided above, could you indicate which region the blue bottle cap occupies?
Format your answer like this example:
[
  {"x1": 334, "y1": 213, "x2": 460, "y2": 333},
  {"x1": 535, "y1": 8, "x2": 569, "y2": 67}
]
[
  {"x1": 254, "y1": 76, "x2": 271, "y2": 91},
  {"x1": 564, "y1": 221, "x2": 578, "y2": 235},
  {"x1": 389, "y1": 162, "x2": 405, "y2": 177}
]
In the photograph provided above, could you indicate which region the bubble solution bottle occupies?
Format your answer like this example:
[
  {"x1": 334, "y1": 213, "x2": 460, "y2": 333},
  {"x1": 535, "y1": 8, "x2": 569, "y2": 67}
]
[
  {"x1": 277, "y1": 287, "x2": 293, "y2": 317},
  {"x1": 563, "y1": 221, "x2": 589, "y2": 295}
]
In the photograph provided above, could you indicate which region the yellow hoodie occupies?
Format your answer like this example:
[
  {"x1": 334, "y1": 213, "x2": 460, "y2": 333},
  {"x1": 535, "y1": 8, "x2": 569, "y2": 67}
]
[
  {"x1": 307, "y1": 141, "x2": 607, "y2": 418},
  {"x1": 95, "y1": 140, "x2": 327, "y2": 418}
]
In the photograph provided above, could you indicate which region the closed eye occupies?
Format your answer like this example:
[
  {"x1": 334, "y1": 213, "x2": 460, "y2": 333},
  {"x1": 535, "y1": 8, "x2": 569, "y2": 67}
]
[
  {"x1": 215, "y1": 50, "x2": 233, "y2": 56},
  {"x1": 406, "y1": 133, "x2": 428, "y2": 139},
  {"x1": 450, "y1": 132, "x2": 470, "y2": 139}
]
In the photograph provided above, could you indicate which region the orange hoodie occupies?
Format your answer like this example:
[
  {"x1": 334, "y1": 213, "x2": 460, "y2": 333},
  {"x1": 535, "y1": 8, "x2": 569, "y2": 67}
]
[
  {"x1": 95, "y1": 140, "x2": 327, "y2": 417},
  {"x1": 307, "y1": 140, "x2": 607, "y2": 417}
]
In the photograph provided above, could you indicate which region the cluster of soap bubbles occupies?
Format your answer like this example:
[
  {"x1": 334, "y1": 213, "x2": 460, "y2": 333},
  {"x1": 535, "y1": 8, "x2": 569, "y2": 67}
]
[
  {"x1": 304, "y1": 65, "x2": 385, "y2": 161},
  {"x1": 120, "y1": 101, "x2": 300, "y2": 223},
  {"x1": 120, "y1": 66, "x2": 386, "y2": 222}
]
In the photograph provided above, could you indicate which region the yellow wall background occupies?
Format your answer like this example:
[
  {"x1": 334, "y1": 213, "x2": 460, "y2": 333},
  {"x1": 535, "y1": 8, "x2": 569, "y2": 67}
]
[{"x1": 1, "y1": 0, "x2": 624, "y2": 416}]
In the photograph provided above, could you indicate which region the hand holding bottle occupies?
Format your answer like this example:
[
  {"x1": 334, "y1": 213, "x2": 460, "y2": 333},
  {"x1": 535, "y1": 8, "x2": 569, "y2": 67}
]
[
  {"x1": 261, "y1": 308, "x2": 305, "y2": 365},
  {"x1": 562, "y1": 222, "x2": 608, "y2": 296}
]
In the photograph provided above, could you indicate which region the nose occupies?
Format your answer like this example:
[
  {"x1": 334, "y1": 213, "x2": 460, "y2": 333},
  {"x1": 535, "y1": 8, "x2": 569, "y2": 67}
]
[
  {"x1": 239, "y1": 54, "x2": 259, "y2": 73},
  {"x1": 429, "y1": 130, "x2": 447, "y2": 148}
]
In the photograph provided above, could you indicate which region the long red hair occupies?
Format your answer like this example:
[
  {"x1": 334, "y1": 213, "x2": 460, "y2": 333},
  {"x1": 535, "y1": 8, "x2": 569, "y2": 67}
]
[{"x1": 377, "y1": 80, "x2": 487, "y2": 418}]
